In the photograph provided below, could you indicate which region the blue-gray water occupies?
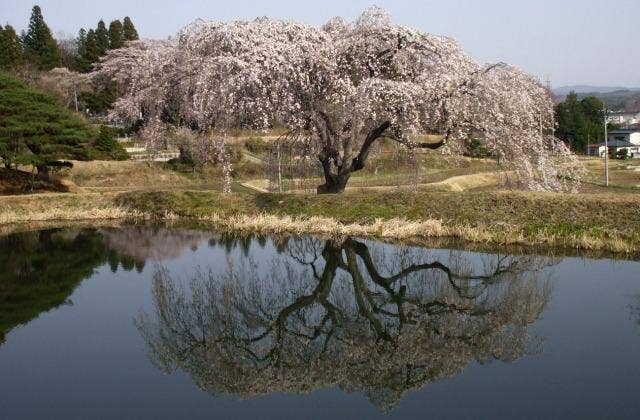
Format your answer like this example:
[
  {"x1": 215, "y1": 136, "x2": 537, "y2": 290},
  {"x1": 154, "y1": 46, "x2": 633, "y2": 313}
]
[{"x1": 0, "y1": 226, "x2": 639, "y2": 419}]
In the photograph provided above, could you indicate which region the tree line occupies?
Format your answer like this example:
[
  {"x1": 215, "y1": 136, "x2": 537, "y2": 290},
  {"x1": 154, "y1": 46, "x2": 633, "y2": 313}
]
[
  {"x1": 0, "y1": 5, "x2": 138, "y2": 73},
  {"x1": 0, "y1": 5, "x2": 135, "y2": 184}
]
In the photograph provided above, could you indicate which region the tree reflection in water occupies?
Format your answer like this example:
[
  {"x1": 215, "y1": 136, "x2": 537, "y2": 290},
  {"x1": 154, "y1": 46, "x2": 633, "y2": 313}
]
[
  {"x1": 136, "y1": 237, "x2": 554, "y2": 412},
  {"x1": 0, "y1": 229, "x2": 111, "y2": 345},
  {"x1": 0, "y1": 226, "x2": 209, "y2": 345}
]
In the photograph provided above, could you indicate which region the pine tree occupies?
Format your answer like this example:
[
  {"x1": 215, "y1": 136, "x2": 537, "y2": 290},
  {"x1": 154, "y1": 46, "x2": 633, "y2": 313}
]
[
  {"x1": 22, "y1": 5, "x2": 62, "y2": 70},
  {"x1": 0, "y1": 25, "x2": 23, "y2": 69},
  {"x1": 95, "y1": 20, "x2": 109, "y2": 56},
  {"x1": 0, "y1": 74, "x2": 96, "y2": 175},
  {"x1": 555, "y1": 92, "x2": 604, "y2": 153},
  {"x1": 108, "y1": 20, "x2": 124, "y2": 49},
  {"x1": 122, "y1": 17, "x2": 139, "y2": 41}
]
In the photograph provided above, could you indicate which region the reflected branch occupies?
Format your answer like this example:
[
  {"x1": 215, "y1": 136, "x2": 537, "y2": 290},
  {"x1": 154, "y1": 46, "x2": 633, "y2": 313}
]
[{"x1": 136, "y1": 237, "x2": 554, "y2": 412}]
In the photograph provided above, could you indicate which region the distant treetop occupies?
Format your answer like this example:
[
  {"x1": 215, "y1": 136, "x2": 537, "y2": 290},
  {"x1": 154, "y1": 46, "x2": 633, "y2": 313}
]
[
  {"x1": 22, "y1": 5, "x2": 62, "y2": 70},
  {"x1": 123, "y1": 17, "x2": 139, "y2": 41}
]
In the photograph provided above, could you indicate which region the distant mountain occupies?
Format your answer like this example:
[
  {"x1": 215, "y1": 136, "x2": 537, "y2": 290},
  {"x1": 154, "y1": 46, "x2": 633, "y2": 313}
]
[
  {"x1": 553, "y1": 85, "x2": 640, "y2": 96},
  {"x1": 553, "y1": 86, "x2": 640, "y2": 112}
]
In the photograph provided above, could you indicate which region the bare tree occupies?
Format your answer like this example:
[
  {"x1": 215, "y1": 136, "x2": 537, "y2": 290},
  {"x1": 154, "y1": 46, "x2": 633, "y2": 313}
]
[{"x1": 36, "y1": 67, "x2": 90, "y2": 111}]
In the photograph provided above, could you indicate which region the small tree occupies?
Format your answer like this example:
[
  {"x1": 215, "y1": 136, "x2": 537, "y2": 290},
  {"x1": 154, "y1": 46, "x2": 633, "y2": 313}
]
[
  {"x1": 95, "y1": 125, "x2": 128, "y2": 160},
  {"x1": 616, "y1": 148, "x2": 629, "y2": 160},
  {"x1": 466, "y1": 137, "x2": 490, "y2": 158}
]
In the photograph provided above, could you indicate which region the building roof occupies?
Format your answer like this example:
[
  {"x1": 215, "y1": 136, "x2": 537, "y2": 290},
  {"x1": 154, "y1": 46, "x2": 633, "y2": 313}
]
[
  {"x1": 589, "y1": 139, "x2": 635, "y2": 148},
  {"x1": 608, "y1": 111, "x2": 639, "y2": 116},
  {"x1": 608, "y1": 129, "x2": 640, "y2": 134}
]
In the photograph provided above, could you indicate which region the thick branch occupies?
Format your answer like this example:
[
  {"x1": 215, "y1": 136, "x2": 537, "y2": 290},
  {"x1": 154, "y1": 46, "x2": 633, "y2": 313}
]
[{"x1": 351, "y1": 121, "x2": 391, "y2": 171}]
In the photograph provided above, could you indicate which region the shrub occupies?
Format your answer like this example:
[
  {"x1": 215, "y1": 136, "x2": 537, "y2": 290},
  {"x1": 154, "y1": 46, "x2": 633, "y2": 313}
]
[
  {"x1": 95, "y1": 125, "x2": 129, "y2": 161},
  {"x1": 616, "y1": 149, "x2": 629, "y2": 160}
]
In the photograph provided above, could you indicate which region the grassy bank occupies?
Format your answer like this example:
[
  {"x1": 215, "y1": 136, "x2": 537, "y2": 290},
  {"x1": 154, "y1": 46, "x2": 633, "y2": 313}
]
[
  {"x1": 5, "y1": 188, "x2": 634, "y2": 253},
  {"x1": 110, "y1": 189, "x2": 639, "y2": 253}
]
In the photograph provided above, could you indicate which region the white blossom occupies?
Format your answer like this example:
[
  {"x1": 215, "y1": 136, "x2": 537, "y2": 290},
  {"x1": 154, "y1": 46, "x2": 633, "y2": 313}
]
[{"x1": 95, "y1": 7, "x2": 580, "y2": 193}]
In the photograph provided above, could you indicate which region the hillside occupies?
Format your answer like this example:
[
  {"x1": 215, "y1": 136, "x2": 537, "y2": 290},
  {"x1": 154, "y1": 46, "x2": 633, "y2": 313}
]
[{"x1": 554, "y1": 86, "x2": 640, "y2": 112}]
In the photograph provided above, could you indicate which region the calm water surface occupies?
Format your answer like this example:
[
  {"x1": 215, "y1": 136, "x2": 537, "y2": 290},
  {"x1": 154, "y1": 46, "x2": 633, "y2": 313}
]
[{"x1": 0, "y1": 226, "x2": 639, "y2": 419}]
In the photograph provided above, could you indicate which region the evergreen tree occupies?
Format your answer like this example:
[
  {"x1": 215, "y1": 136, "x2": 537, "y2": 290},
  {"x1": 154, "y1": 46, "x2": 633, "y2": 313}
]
[
  {"x1": 95, "y1": 125, "x2": 129, "y2": 160},
  {"x1": 122, "y1": 16, "x2": 139, "y2": 41},
  {"x1": 0, "y1": 25, "x2": 23, "y2": 69},
  {"x1": 81, "y1": 29, "x2": 99, "y2": 72},
  {"x1": 73, "y1": 28, "x2": 88, "y2": 72},
  {"x1": 108, "y1": 19, "x2": 124, "y2": 49},
  {"x1": 95, "y1": 20, "x2": 109, "y2": 56},
  {"x1": 79, "y1": 77, "x2": 119, "y2": 114},
  {"x1": 0, "y1": 74, "x2": 96, "y2": 175},
  {"x1": 96, "y1": 125, "x2": 114, "y2": 151},
  {"x1": 22, "y1": 5, "x2": 62, "y2": 70}
]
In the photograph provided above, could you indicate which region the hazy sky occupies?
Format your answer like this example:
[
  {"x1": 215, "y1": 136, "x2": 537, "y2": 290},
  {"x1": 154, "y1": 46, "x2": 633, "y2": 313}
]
[{"x1": 2, "y1": 0, "x2": 639, "y2": 87}]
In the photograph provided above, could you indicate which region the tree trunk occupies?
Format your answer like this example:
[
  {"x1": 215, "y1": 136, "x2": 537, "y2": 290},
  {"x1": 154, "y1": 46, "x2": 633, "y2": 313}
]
[
  {"x1": 36, "y1": 164, "x2": 50, "y2": 182},
  {"x1": 314, "y1": 119, "x2": 445, "y2": 194},
  {"x1": 317, "y1": 173, "x2": 350, "y2": 194}
]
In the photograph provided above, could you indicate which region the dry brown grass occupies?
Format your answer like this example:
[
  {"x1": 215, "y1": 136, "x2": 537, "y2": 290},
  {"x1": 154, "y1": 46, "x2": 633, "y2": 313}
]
[
  {"x1": 580, "y1": 156, "x2": 640, "y2": 190},
  {"x1": 0, "y1": 192, "x2": 145, "y2": 225},
  {"x1": 168, "y1": 212, "x2": 636, "y2": 254},
  {"x1": 65, "y1": 160, "x2": 196, "y2": 189},
  {"x1": 2, "y1": 151, "x2": 639, "y2": 255}
]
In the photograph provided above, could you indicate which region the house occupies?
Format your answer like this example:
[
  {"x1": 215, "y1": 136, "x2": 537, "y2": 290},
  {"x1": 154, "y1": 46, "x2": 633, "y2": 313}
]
[
  {"x1": 606, "y1": 111, "x2": 640, "y2": 126},
  {"x1": 588, "y1": 129, "x2": 640, "y2": 158},
  {"x1": 588, "y1": 129, "x2": 640, "y2": 157},
  {"x1": 608, "y1": 129, "x2": 640, "y2": 145}
]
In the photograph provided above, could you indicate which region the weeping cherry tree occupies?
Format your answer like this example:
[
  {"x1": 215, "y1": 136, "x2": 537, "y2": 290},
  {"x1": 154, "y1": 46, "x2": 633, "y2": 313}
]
[{"x1": 96, "y1": 7, "x2": 580, "y2": 193}]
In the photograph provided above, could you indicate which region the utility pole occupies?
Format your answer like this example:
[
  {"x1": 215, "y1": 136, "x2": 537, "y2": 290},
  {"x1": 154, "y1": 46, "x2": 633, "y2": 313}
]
[
  {"x1": 544, "y1": 75, "x2": 555, "y2": 138},
  {"x1": 539, "y1": 113, "x2": 543, "y2": 136},
  {"x1": 603, "y1": 108, "x2": 609, "y2": 187},
  {"x1": 276, "y1": 142, "x2": 283, "y2": 193}
]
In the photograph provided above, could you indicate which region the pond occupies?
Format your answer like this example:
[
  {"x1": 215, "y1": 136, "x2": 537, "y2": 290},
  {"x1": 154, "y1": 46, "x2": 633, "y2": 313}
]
[{"x1": 0, "y1": 226, "x2": 639, "y2": 419}]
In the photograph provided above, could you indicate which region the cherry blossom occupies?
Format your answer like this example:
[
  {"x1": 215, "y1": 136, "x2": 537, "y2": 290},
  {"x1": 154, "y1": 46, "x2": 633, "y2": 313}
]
[{"x1": 95, "y1": 7, "x2": 580, "y2": 193}]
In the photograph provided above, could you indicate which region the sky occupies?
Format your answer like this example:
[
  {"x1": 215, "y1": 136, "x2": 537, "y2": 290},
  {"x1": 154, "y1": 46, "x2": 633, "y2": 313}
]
[{"x1": 2, "y1": 0, "x2": 639, "y2": 88}]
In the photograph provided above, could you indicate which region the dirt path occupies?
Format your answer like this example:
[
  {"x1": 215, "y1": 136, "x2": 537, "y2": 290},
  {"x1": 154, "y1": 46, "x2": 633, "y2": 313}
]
[{"x1": 240, "y1": 171, "x2": 514, "y2": 194}]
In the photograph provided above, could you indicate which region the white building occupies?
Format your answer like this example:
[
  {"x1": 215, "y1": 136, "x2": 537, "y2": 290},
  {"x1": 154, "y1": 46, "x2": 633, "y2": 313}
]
[
  {"x1": 588, "y1": 129, "x2": 640, "y2": 158},
  {"x1": 608, "y1": 129, "x2": 640, "y2": 145},
  {"x1": 606, "y1": 111, "x2": 640, "y2": 126}
]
